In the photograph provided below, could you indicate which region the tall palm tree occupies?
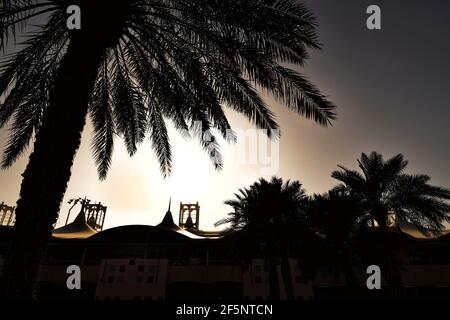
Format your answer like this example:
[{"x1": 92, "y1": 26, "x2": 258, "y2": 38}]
[
  {"x1": 0, "y1": 0, "x2": 336, "y2": 299},
  {"x1": 331, "y1": 152, "x2": 450, "y2": 236},
  {"x1": 216, "y1": 177, "x2": 314, "y2": 300}
]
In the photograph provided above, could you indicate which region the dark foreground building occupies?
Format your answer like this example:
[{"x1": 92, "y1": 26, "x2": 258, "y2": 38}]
[{"x1": 0, "y1": 203, "x2": 449, "y2": 301}]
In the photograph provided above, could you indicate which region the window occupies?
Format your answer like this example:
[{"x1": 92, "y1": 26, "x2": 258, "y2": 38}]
[
  {"x1": 117, "y1": 276, "x2": 124, "y2": 283},
  {"x1": 119, "y1": 265, "x2": 126, "y2": 272},
  {"x1": 138, "y1": 265, "x2": 145, "y2": 272},
  {"x1": 145, "y1": 297, "x2": 153, "y2": 301},
  {"x1": 296, "y1": 296, "x2": 304, "y2": 301},
  {"x1": 147, "y1": 276, "x2": 155, "y2": 284},
  {"x1": 129, "y1": 259, "x2": 136, "y2": 266},
  {"x1": 107, "y1": 276, "x2": 114, "y2": 284}
]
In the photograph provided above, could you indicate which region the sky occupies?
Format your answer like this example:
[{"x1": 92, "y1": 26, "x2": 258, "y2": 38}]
[{"x1": 0, "y1": 0, "x2": 449, "y2": 231}]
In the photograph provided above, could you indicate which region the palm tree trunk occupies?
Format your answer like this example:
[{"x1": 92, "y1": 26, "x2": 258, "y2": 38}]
[
  {"x1": 0, "y1": 31, "x2": 106, "y2": 300},
  {"x1": 378, "y1": 218, "x2": 388, "y2": 233},
  {"x1": 341, "y1": 248, "x2": 358, "y2": 289},
  {"x1": 280, "y1": 250, "x2": 295, "y2": 300},
  {"x1": 379, "y1": 234, "x2": 403, "y2": 288},
  {"x1": 375, "y1": 209, "x2": 389, "y2": 233},
  {"x1": 268, "y1": 257, "x2": 280, "y2": 300}
]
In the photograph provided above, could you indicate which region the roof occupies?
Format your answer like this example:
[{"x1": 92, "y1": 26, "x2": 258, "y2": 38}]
[
  {"x1": 399, "y1": 221, "x2": 450, "y2": 240},
  {"x1": 52, "y1": 210, "x2": 97, "y2": 240},
  {"x1": 156, "y1": 203, "x2": 205, "y2": 239},
  {"x1": 157, "y1": 209, "x2": 182, "y2": 231},
  {"x1": 51, "y1": 200, "x2": 208, "y2": 242},
  {"x1": 88, "y1": 225, "x2": 190, "y2": 243}
]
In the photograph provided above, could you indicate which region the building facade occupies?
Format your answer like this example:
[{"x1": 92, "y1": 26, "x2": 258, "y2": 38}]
[{"x1": 0, "y1": 205, "x2": 449, "y2": 300}]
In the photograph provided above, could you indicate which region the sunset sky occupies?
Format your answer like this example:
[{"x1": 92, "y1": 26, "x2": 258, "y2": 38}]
[{"x1": 1, "y1": 0, "x2": 449, "y2": 231}]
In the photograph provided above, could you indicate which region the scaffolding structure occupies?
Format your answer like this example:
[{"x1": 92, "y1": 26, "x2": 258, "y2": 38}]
[
  {"x1": 63, "y1": 198, "x2": 107, "y2": 232},
  {"x1": 0, "y1": 202, "x2": 15, "y2": 227},
  {"x1": 83, "y1": 202, "x2": 107, "y2": 232},
  {"x1": 178, "y1": 202, "x2": 200, "y2": 230}
]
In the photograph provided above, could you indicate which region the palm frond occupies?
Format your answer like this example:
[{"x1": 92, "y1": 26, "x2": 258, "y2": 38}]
[
  {"x1": 1, "y1": 0, "x2": 337, "y2": 176},
  {"x1": 89, "y1": 59, "x2": 115, "y2": 180}
]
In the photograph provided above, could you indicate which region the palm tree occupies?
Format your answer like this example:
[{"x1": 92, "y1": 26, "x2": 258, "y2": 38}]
[
  {"x1": 308, "y1": 188, "x2": 365, "y2": 288},
  {"x1": 331, "y1": 152, "x2": 450, "y2": 236},
  {"x1": 216, "y1": 177, "x2": 315, "y2": 300},
  {"x1": 0, "y1": 0, "x2": 336, "y2": 299},
  {"x1": 331, "y1": 152, "x2": 450, "y2": 288}
]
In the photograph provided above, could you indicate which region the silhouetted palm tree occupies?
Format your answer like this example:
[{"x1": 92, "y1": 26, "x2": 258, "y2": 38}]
[
  {"x1": 216, "y1": 177, "x2": 315, "y2": 300},
  {"x1": 331, "y1": 152, "x2": 450, "y2": 287},
  {"x1": 308, "y1": 188, "x2": 364, "y2": 287},
  {"x1": 332, "y1": 152, "x2": 450, "y2": 236},
  {"x1": 0, "y1": 1, "x2": 336, "y2": 299}
]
